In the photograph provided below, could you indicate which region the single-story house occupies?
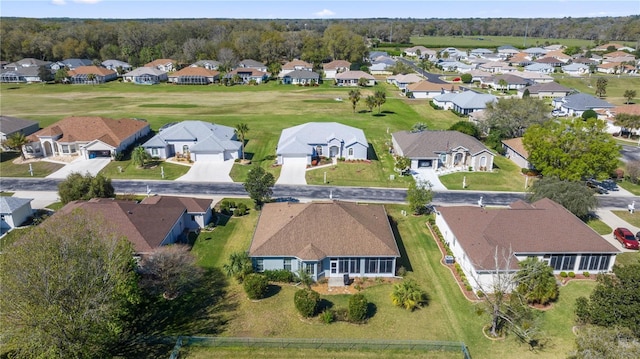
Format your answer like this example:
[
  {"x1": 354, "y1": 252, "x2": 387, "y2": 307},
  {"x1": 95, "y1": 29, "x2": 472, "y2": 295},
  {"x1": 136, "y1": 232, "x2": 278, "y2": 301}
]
[
  {"x1": 468, "y1": 69, "x2": 493, "y2": 83},
  {"x1": 387, "y1": 73, "x2": 423, "y2": 91},
  {"x1": 502, "y1": 137, "x2": 532, "y2": 169},
  {"x1": 144, "y1": 59, "x2": 177, "y2": 72},
  {"x1": 561, "y1": 63, "x2": 590, "y2": 76},
  {"x1": 237, "y1": 59, "x2": 268, "y2": 72},
  {"x1": 3, "y1": 58, "x2": 51, "y2": 71},
  {"x1": 497, "y1": 45, "x2": 520, "y2": 58},
  {"x1": 478, "y1": 61, "x2": 514, "y2": 73},
  {"x1": 276, "y1": 122, "x2": 368, "y2": 165},
  {"x1": 516, "y1": 71, "x2": 554, "y2": 84},
  {"x1": 534, "y1": 57, "x2": 564, "y2": 67},
  {"x1": 58, "y1": 196, "x2": 213, "y2": 255},
  {"x1": 433, "y1": 91, "x2": 497, "y2": 115},
  {"x1": 440, "y1": 61, "x2": 475, "y2": 73},
  {"x1": 335, "y1": 71, "x2": 376, "y2": 86},
  {"x1": 322, "y1": 60, "x2": 351, "y2": 79},
  {"x1": 249, "y1": 201, "x2": 401, "y2": 281},
  {"x1": 392, "y1": 130, "x2": 494, "y2": 172},
  {"x1": 470, "y1": 48, "x2": 494, "y2": 58},
  {"x1": 68, "y1": 66, "x2": 118, "y2": 84},
  {"x1": 404, "y1": 46, "x2": 436, "y2": 59},
  {"x1": 279, "y1": 59, "x2": 313, "y2": 77},
  {"x1": 435, "y1": 198, "x2": 619, "y2": 292},
  {"x1": 0, "y1": 66, "x2": 47, "y2": 83},
  {"x1": 508, "y1": 52, "x2": 534, "y2": 66},
  {"x1": 281, "y1": 70, "x2": 320, "y2": 85},
  {"x1": 541, "y1": 50, "x2": 572, "y2": 63},
  {"x1": 603, "y1": 51, "x2": 637, "y2": 64},
  {"x1": 24, "y1": 116, "x2": 150, "y2": 160},
  {"x1": 523, "y1": 47, "x2": 548, "y2": 59},
  {"x1": 524, "y1": 63, "x2": 554, "y2": 74},
  {"x1": 168, "y1": 66, "x2": 219, "y2": 84},
  {"x1": 0, "y1": 116, "x2": 40, "y2": 143},
  {"x1": 552, "y1": 93, "x2": 615, "y2": 117},
  {"x1": 101, "y1": 59, "x2": 133, "y2": 72},
  {"x1": 368, "y1": 62, "x2": 394, "y2": 75},
  {"x1": 596, "y1": 62, "x2": 637, "y2": 75},
  {"x1": 191, "y1": 60, "x2": 220, "y2": 70},
  {"x1": 59, "y1": 58, "x2": 93, "y2": 70},
  {"x1": 440, "y1": 47, "x2": 467, "y2": 60},
  {"x1": 517, "y1": 81, "x2": 572, "y2": 99},
  {"x1": 0, "y1": 197, "x2": 33, "y2": 235},
  {"x1": 483, "y1": 74, "x2": 530, "y2": 91},
  {"x1": 142, "y1": 121, "x2": 241, "y2": 162},
  {"x1": 224, "y1": 68, "x2": 269, "y2": 84},
  {"x1": 122, "y1": 67, "x2": 168, "y2": 84},
  {"x1": 406, "y1": 81, "x2": 460, "y2": 99}
]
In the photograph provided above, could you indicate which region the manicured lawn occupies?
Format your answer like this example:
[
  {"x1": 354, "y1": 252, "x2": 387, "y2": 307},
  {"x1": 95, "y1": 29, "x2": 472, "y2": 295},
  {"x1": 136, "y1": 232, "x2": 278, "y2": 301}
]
[
  {"x1": 0, "y1": 152, "x2": 64, "y2": 177},
  {"x1": 611, "y1": 210, "x2": 640, "y2": 227},
  {"x1": 182, "y1": 346, "x2": 460, "y2": 358},
  {"x1": 410, "y1": 35, "x2": 600, "y2": 49},
  {"x1": 100, "y1": 159, "x2": 190, "y2": 180},
  {"x1": 586, "y1": 218, "x2": 612, "y2": 235},
  {"x1": 306, "y1": 160, "x2": 413, "y2": 188},
  {"x1": 439, "y1": 155, "x2": 530, "y2": 191},
  {"x1": 615, "y1": 252, "x2": 640, "y2": 267},
  {"x1": 552, "y1": 75, "x2": 640, "y2": 106},
  {"x1": 617, "y1": 180, "x2": 640, "y2": 196}
]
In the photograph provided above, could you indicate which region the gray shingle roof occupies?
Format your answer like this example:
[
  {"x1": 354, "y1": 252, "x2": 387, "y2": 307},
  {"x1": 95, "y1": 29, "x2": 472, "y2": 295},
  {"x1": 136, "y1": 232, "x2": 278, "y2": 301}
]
[
  {"x1": 142, "y1": 121, "x2": 240, "y2": 153},
  {"x1": 435, "y1": 91, "x2": 497, "y2": 110},
  {"x1": 277, "y1": 122, "x2": 368, "y2": 156},
  {"x1": 283, "y1": 70, "x2": 320, "y2": 80},
  {"x1": 560, "y1": 93, "x2": 614, "y2": 110},
  {"x1": 522, "y1": 82, "x2": 572, "y2": 94},
  {"x1": 0, "y1": 197, "x2": 33, "y2": 214},
  {"x1": 123, "y1": 67, "x2": 167, "y2": 77},
  {"x1": 0, "y1": 116, "x2": 39, "y2": 136},
  {"x1": 393, "y1": 130, "x2": 490, "y2": 158}
]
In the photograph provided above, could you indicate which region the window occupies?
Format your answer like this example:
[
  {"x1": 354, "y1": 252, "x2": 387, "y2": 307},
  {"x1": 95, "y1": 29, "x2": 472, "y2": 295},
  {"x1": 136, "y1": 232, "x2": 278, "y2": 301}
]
[
  {"x1": 578, "y1": 254, "x2": 610, "y2": 271},
  {"x1": 151, "y1": 148, "x2": 158, "y2": 156},
  {"x1": 25, "y1": 145, "x2": 34, "y2": 154},
  {"x1": 305, "y1": 263, "x2": 315, "y2": 275},
  {"x1": 255, "y1": 258, "x2": 264, "y2": 272},
  {"x1": 549, "y1": 254, "x2": 576, "y2": 271},
  {"x1": 190, "y1": 215, "x2": 195, "y2": 221},
  {"x1": 454, "y1": 153, "x2": 463, "y2": 165},
  {"x1": 365, "y1": 258, "x2": 394, "y2": 273},
  {"x1": 348, "y1": 148, "x2": 354, "y2": 156},
  {"x1": 316, "y1": 145, "x2": 323, "y2": 156},
  {"x1": 283, "y1": 258, "x2": 291, "y2": 271},
  {"x1": 480, "y1": 156, "x2": 487, "y2": 167},
  {"x1": 338, "y1": 258, "x2": 360, "y2": 274},
  {"x1": 61, "y1": 144, "x2": 69, "y2": 154},
  {"x1": 183, "y1": 145, "x2": 189, "y2": 153}
]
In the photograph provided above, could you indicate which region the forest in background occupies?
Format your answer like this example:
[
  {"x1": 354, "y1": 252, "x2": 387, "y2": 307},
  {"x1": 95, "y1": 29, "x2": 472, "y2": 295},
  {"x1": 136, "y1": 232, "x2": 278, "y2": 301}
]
[{"x1": 1, "y1": 16, "x2": 639, "y2": 67}]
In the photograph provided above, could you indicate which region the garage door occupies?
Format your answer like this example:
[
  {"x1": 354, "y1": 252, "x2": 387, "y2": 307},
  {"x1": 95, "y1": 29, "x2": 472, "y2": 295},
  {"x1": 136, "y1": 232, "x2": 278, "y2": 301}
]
[
  {"x1": 282, "y1": 156, "x2": 308, "y2": 165},
  {"x1": 193, "y1": 153, "x2": 224, "y2": 162}
]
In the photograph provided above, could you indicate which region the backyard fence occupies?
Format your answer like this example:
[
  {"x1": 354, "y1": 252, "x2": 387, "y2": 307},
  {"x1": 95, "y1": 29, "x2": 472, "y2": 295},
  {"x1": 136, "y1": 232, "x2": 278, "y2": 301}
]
[{"x1": 172, "y1": 336, "x2": 471, "y2": 359}]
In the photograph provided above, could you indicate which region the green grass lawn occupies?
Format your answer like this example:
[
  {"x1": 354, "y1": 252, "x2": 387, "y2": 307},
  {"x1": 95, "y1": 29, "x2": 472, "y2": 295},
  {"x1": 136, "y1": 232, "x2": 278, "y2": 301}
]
[
  {"x1": 185, "y1": 201, "x2": 590, "y2": 358},
  {"x1": 439, "y1": 155, "x2": 529, "y2": 191},
  {"x1": 410, "y1": 35, "x2": 602, "y2": 50},
  {"x1": 100, "y1": 158, "x2": 190, "y2": 180},
  {"x1": 0, "y1": 227, "x2": 31, "y2": 252},
  {"x1": 586, "y1": 218, "x2": 612, "y2": 235},
  {"x1": 611, "y1": 210, "x2": 640, "y2": 227},
  {"x1": 306, "y1": 160, "x2": 413, "y2": 188},
  {"x1": 617, "y1": 181, "x2": 640, "y2": 196},
  {"x1": 615, "y1": 252, "x2": 640, "y2": 267},
  {"x1": 552, "y1": 75, "x2": 640, "y2": 106},
  {"x1": 0, "y1": 152, "x2": 64, "y2": 177},
  {"x1": 182, "y1": 346, "x2": 459, "y2": 358}
]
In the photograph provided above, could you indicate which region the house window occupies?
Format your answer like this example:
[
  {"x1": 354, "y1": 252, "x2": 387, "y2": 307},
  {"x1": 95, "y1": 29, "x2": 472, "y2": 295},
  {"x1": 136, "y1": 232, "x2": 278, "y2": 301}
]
[
  {"x1": 454, "y1": 153, "x2": 463, "y2": 165},
  {"x1": 348, "y1": 148, "x2": 354, "y2": 156},
  {"x1": 316, "y1": 145, "x2": 323, "y2": 156},
  {"x1": 283, "y1": 258, "x2": 292, "y2": 271},
  {"x1": 61, "y1": 144, "x2": 69, "y2": 154},
  {"x1": 365, "y1": 258, "x2": 394, "y2": 273},
  {"x1": 190, "y1": 215, "x2": 195, "y2": 221},
  {"x1": 578, "y1": 254, "x2": 610, "y2": 271},
  {"x1": 182, "y1": 145, "x2": 189, "y2": 153},
  {"x1": 151, "y1": 148, "x2": 158, "y2": 156},
  {"x1": 549, "y1": 254, "x2": 576, "y2": 271},
  {"x1": 480, "y1": 156, "x2": 487, "y2": 167},
  {"x1": 25, "y1": 145, "x2": 34, "y2": 154},
  {"x1": 255, "y1": 258, "x2": 264, "y2": 272},
  {"x1": 305, "y1": 263, "x2": 315, "y2": 275},
  {"x1": 338, "y1": 258, "x2": 360, "y2": 274}
]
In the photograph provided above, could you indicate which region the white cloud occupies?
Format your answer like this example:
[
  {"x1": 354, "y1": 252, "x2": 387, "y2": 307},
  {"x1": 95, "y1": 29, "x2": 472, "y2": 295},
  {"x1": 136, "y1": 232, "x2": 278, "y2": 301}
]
[
  {"x1": 51, "y1": 0, "x2": 67, "y2": 5},
  {"x1": 314, "y1": 9, "x2": 335, "y2": 17},
  {"x1": 52, "y1": 0, "x2": 103, "y2": 5}
]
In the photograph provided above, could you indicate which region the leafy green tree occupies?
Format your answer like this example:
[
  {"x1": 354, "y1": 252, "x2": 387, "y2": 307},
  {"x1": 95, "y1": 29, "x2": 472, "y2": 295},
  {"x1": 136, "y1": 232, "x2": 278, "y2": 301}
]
[
  {"x1": 267, "y1": 62, "x2": 282, "y2": 79},
  {"x1": 596, "y1": 77, "x2": 608, "y2": 97},
  {"x1": 58, "y1": 172, "x2": 115, "y2": 204},
  {"x1": 407, "y1": 179, "x2": 433, "y2": 215},
  {"x1": 244, "y1": 166, "x2": 275, "y2": 208},
  {"x1": 234, "y1": 123, "x2": 249, "y2": 160},
  {"x1": 523, "y1": 117, "x2": 620, "y2": 181},
  {"x1": 527, "y1": 177, "x2": 597, "y2": 219},
  {"x1": 348, "y1": 89, "x2": 361, "y2": 113},
  {"x1": 522, "y1": 88, "x2": 530, "y2": 98},
  {"x1": 615, "y1": 113, "x2": 640, "y2": 137},
  {"x1": 37, "y1": 65, "x2": 53, "y2": 82},
  {"x1": 514, "y1": 257, "x2": 559, "y2": 306},
  {"x1": 581, "y1": 109, "x2": 598, "y2": 120},
  {"x1": 131, "y1": 146, "x2": 150, "y2": 168},
  {"x1": 0, "y1": 209, "x2": 140, "y2": 358},
  {"x1": 54, "y1": 68, "x2": 69, "y2": 83},
  {"x1": 364, "y1": 95, "x2": 376, "y2": 113},
  {"x1": 137, "y1": 244, "x2": 203, "y2": 300},
  {"x1": 388, "y1": 61, "x2": 412, "y2": 75},
  {"x1": 357, "y1": 77, "x2": 369, "y2": 87},
  {"x1": 1, "y1": 132, "x2": 29, "y2": 160},
  {"x1": 483, "y1": 97, "x2": 550, "y2": 139},
  {"x1": 390, "y1": 279, "x2": 427, "y2": 311},
  {"x1": 418, "y1": 58, "x2": 432, "y2": 72},
  {"x1": 448, "y1": 121, "x2": 480, "y2": 139},
  {"x1": 411, "y1": 122, "x2": 428, "y2": 133},
  {"x1": 624, "y1": 89, "x2": 637, "y2": 104},
  {"x1": 394, "y1": 156, "x2": 411, "y2": 174},
  {"x1": 222, "y1": 251, "x2": 253, "y2": 283},
  {"x1": 86, "y1": 73, "x2": 97, "y2": 84},
  {"x1": 498, "y1": 78, "x2": 508, "y2": 93},
  {"x1": 294, "y1": 288, "x2": 320, "y2": 317},
  {"x1": 460, "y1": 73, "x2": 472, "y2": 83},
  {"x1": 322, "y1": 24, "x2": 367, "y2": 63},
  {"x1": 374, "y1": 89, "x2": 386, "y2": 113},
  {"x1": 571, "y1": 326, "x2": 640, "y2": 359}
]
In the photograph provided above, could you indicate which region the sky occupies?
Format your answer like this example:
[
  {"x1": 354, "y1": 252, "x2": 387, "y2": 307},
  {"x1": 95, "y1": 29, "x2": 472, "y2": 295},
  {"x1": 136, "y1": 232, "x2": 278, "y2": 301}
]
[{"x1": 0, "y1": 0, "x2": 639, "y2": 19}]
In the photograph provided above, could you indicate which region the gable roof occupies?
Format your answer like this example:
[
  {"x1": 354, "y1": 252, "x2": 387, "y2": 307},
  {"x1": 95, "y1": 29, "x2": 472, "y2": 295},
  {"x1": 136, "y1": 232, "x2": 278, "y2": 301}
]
[
  {"x1": 238, "y1": 59, "x2": 265, "y2": 68},
  {"x1": 29, "y1": 117, "x2": 149, "y2": 146},
  {"x1": 406, "y1": 81, "x2": 460, "y2": 93},
  {"x1": 67, "y1": 66, "x2": 116, "y2": 77},
  {"x1": 249, "y1": 201, "x2": 399, "y2": 260},
  {"x1": 144, "y1": 59, "x2": 176, "y2": 67},
  {"x1": 102, "y1": 59, "x2": 131, "y2": 68},
  {"x1": 502, "y1": 137, "x2": 528, "y2": 159},
  {"x1": 283, "y1": 70, "x2": 320, "y2": 80},
  {"x1": 140, "y1": 195, "x2": 212, "y2": 213},
  {"x1": 277, "y1": 122, "x2": 368, "y2": 156},
  {"x1": 142, "y1": 120, "x2": 240, "y2": 153},
  {"x1": 612, "y1": 104, "x2": 640, "y2": 117},
  {"x1": 560, "y1": 93, "x2": 614, "y2": 110},
  {"x1": 0, "y1": 116, "x2": 39, "y2": 135},
  {"x1": 336, "y1": 70, "x2": 375, "y2": 80},
  {"x1": 437, "y1": 198, "x2": 619, "y2": 271},
  {"x1": 519, "y1": 81, "x2": 572, "y2": 94},
  {"x1": 0, "y1": 197, "x2": 33, "y2": 214},
  {"x1": 392, "y1": 73, "x2": 423, "y2": 84},
  {"x1": 123, "y1": 67, "x2": 167, "y2": 77},
  {"x1": 169, "y1": 67, "x2": 219, "y2": 77},
  {"x1": 323, "y1": 60, "x2": 351, "y2": 70},
  {"x1": 392, "y1": 130, "x2": 491, "y2": 158},
  {"x1": 282, "y1": 59, "x2": 313, "y2": 70},
  {"x1": 62, "y1": 58, "x2": 93, "y2": 68},
  {"x1": 490, "y1": 74, "x2": 530, "y2": 85}
]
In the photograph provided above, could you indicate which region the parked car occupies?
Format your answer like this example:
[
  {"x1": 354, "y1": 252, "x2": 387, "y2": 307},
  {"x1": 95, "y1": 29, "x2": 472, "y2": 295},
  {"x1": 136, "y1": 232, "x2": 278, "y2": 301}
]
[
  {"x1": 600, "y1": 179, "x2": 619, "y2": 191},
  {"x1": 586, "y1": 179, "x2": 608, "y2": 194},
  {"x1": 613, "y1": 227, "x2": 639, "y2": 250}
]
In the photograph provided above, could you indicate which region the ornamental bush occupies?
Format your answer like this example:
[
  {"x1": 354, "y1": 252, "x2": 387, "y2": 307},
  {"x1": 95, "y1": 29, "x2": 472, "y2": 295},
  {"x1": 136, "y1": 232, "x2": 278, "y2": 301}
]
[
  {"x1": 243, "y1": 273, "x2": 269, "y2": 300},
  {"x1": 263, "y1": 269, "x2": 294, "y2": 283},
  {"x1": 348, "y1": 294, "x2": 369, "y2": 323},
  {"x1": 294, "y1": 288, "x2": 320, "y2": 317}
]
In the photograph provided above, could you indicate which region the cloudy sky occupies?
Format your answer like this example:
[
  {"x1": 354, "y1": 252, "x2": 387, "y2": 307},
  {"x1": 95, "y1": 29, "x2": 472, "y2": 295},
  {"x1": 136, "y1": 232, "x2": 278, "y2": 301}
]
[{"x1": 1, "y1": 0, "x2": 638, "y2": 19}]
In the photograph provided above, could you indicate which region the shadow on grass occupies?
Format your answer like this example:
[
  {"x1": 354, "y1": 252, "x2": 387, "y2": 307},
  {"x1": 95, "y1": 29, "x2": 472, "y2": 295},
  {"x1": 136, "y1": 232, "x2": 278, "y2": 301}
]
[
  {"x1": 263, "y1": 284, "x2": 281, "y2": 299},
  {"x1": 115, "y1": 267, "x2": 233, "y2": 358},
  {"x1": 367, "y1": 302, "x2": 378, "y2": 319},
  {"x1": 0, "y1": 151, "x2": 19, "y2": 163},
  {"x1": 367, "y1": 142, "x2": 379, "y2": 161},
  {"x1": 215, "y1": 214, "x2": 231, "y2": 227},
  {"x1": 373, "y1": 113, "x2": 386, "y2": 117},
  {"x1": 381, "y1": 110, "x2": 396, "y2": 115},
  {"x1": 388, "y1": 215, "x2": 413, "y2": 272},
  {"x1": 317, "y1": 298, "x2": 334, "y2": 312}
]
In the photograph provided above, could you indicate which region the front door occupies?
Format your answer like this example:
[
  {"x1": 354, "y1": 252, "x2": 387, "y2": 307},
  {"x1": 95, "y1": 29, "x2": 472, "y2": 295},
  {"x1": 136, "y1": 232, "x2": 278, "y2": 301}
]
[{"x1": 330, "y1": 258, "x2": 338, "y2": 276}]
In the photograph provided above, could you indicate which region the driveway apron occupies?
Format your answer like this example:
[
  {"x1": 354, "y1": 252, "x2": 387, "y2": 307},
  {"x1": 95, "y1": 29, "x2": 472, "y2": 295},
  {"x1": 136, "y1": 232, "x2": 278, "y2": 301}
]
[
  {"x1": 176, "y1": 160, "x2": 234, "y2": 182},
  {"x1": 45, "y1": 157, "x2": 111, "y2": 179}
]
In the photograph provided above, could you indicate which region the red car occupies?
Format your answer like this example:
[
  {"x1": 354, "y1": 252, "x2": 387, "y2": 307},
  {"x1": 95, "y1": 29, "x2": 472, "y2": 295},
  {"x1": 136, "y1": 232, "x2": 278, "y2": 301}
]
[{"x1": 613, "y1": 227, "x2": 639, "y2": 250}]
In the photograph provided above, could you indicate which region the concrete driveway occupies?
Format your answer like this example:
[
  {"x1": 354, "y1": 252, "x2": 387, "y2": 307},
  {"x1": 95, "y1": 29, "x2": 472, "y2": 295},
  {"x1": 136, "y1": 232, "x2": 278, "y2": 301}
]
[
  {"x1": 45, "y1": 157, "x2": 111, "y2": 179},
  {"x1": 412, "y1": 168, "x2": 447, "y2": 191},
  {"x1": 276, "y1": 159, "x2": 308, "y2": 185},
  {"x1": 176, "y1": 160, "x2": 234, "y2": 182},
  {"x1": 595, "y1": 208, "x2": 640, "y2": 253}
]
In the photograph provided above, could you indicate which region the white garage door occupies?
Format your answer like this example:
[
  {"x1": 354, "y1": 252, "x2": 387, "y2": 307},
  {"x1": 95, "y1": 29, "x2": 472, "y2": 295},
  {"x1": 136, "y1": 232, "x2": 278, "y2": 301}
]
[
  {"x1": 194, "y1": 153, "x2": 224, "y2": 162},
  {"x1": 282, "y1": 156, "x2": 308, "y2": 165}
]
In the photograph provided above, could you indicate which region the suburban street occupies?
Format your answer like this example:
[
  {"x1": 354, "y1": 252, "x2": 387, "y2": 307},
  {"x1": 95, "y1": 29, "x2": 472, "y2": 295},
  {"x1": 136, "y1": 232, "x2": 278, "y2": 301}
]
[
  {"x1": 397, "y1": 58, "x2": 447, "y2": 83},
  {"x1": 620, "y1": 144, "x2": 640, "y2": 163}
]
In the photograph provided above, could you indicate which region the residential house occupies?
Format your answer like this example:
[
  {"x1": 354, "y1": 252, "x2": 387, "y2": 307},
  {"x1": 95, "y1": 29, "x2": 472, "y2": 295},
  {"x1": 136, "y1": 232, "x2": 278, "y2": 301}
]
[
  {"x1": 439, "y1": 47, "x2": 467, "y2": 60},
  {"x1": 25, "y1": 116, "x2": 150, "y2": 160},
  {"x1": 0, "y1": 116, "x2": 40, "y2": 143},
  {"x1": 508, "y1": 52, "x2": 533, "y2": 67},
  {"x1": 168, "y1": 67, "x2": 220, "y2": 84},
  {"x1": 610, "y1": 105, "x2": 640, "y2": 135},
  {"x1": 433, "y1": 90, "x2": 497, "y2": 115},
  {"x1": 483, "y1": 74, "x2": 530, "y2": 91},
  {"x1": 248, "y1": 201, "x2": 400, "y2": 281},
  {"x1": 369, "y1": 56, "x2": 396, "y2": 75},
  {"x1": 276, "y1": 122, "x2": 368, "y2": 165},
  {"x1": 0, "y1": 197, "x2": 33, "y2": 235},
  {"x1": 279, "y1": 59, "x2": 313, "y2": 77},
  {"x1": 542, "y1": 50, "x2": 571, "y2": 63},
  {"x1": 524, "y1": 63, "x2": 554, "y2": 74},
  {"x1": 387, "y1": 73, "x2": 423, "y2": 91},
  {"x1": 237, "y1": 59, "x2": 268, "y2": 72},
  {"x1": 322, "y1": 60, "x2": 351, "y2": 79},
  {"x1": 534, "y1": 57, "x2": 564, "y2": 67},
  {"x1": 191, "y1": 60, "x2": 220, "y2": 71},
  {"x1": 392, "y1": 130, "x2": 494, "y2": 172},
  {"x1": 517, "y1": 81, "x2": 572, "y2": 99},
  {"x1": 58, "y1": 196, "x2": 213, "y2": 254},
  {"x1": 0, "y1": 66, "x2": 47, "y2": 83},
  {"x1": 572, "y1": 57, "x2": 598, "y2": 66},
  {"x1": 478, "y1": 61, "x2": 514, "y2": 73},
  {"x1": 502, "y1": 137, "x2": 532, "y2": 169},
  {"x1": 122, "y1": 67, "x2": 168, "y2": 84},
  {"x1": 281, "y1": 70, "x2": 320, "y2": 85},
  {"x1": 592, "y1": 43, "x2": 625, "y2": 52},
  {"x1": 68, "y1": 66, "x2": 118, "y2": 84},
  {"x1": 224, "y1": 68, "x2": 269, "y2": 84},
  {"x1": 516, "y1": 71, "x2": 554, "y2": 84},
  {"x1": 144, "y1": 59, "x2": 177, "y2": 72},
  {"x1": 603, "y1": 51, "x2": 636, "y2": 64},
  {"x1": 523, "y1": 47, "x2": 548, "y2": 59},
  {"x1": 470, "y1": 48, "x2": 494, "y2": 58},
  {"x1": 102, "y1": 59, "x2": 132, "y2": 73},
  {"x1": 468, "y1": 69, "x2": 493, "y2": 83},
  {"x1": 406, "y1": 81, "x2": 460, "y2": 99},
  {"x1": 60, "y1": 58, "x2": 93, "y2": 69},
  {"x1": 404, "y1": 46, "x2": 435, "y2": 59},
  {"x1": 368, "y1": 51, "x2": 389, "y2": 62},
  {"x1": 439, "y1": 61, "x2": 475, "y2": 73},
  {"x1": 335, "y1": 71, "x2": 375, "y2": 86},
  {"x1": 562, "y1": 63, "x2": 590, "y2": 76},
  {"x1": 435, "y1": 198, "x2": 619, "y2": 292},
  {"x1": 552, "y1": 93, "x2": 615, "y2": 117},
  {"x1": 142, "y1": 121, "x2": 241, "y2": 162},
  {"x1": 3, "y1": 58, "x2": 51, "y2": 71},
  {"x1": 597, "y1": 62, "x2": 637, "y2": 75},
  {"x1": 497, "y1": 45, "x2": 520, "y2": 59}
]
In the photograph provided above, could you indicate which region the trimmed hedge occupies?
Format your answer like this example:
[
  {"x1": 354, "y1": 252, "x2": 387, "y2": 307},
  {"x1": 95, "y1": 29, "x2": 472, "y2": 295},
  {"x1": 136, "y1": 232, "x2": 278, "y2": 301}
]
[
  {"x1": 243, "y1": 273, "x2": 269, "y2": 300},
  {"x1": 263, "y1": 269, "x2": 294, "y2": 283},
  {"x1": 294, "y1": 288, "x2": 320, "y2": 317}
]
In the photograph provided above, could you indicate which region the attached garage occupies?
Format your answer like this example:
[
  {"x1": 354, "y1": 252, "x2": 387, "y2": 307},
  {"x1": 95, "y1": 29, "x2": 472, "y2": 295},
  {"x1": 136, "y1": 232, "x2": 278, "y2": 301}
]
[
  {"x1": 281, "y1": 156, "x2": 309, "y2": 166},
  {"x1": 192, "y1": 152, "x2": 224, "y2": 162}
]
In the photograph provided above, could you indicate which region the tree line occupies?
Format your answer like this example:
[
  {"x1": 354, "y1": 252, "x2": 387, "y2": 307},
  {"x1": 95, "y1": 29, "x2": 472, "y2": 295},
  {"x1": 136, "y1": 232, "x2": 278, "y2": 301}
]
[{"x1": 2, "y1": 16, "x2": 639, "y2": 66}]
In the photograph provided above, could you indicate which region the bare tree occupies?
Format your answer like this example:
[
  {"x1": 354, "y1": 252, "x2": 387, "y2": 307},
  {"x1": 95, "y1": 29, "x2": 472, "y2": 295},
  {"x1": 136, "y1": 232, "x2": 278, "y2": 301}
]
[
  {"x1": 137, "y1": 245, "x2": 204, "y2": 300},
  {"x1": 217, "y1": 47, "x2": 238, "y2": 73}
]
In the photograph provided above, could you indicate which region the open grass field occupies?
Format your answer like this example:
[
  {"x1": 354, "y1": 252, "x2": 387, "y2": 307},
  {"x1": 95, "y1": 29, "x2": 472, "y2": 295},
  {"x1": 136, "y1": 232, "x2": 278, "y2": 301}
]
[
  {"x1": 186, "y1": 202, "x2": 594, "y2": 358},
  {"x1": 551, "y1": 74, "x2": 640, "y2": 106},
  {"x1": 410, "y1": 35, "x2": 603, "y2": 50}
]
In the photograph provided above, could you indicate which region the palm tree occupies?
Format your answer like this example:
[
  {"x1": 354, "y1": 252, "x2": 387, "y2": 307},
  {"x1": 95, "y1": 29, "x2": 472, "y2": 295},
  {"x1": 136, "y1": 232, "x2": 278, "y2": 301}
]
[
  {"x1": 374, "y1": 89, "x2": 386, "y2": 114},
  {"x1": 235, "y1": 123, "x2": 249, "y2": 161},
  {"x1": 365, "y1": 95, "x2": 376, "y2": 114},
  {"x1": 348, "y1": 89, "x2": 361, "y2": 113},
  {"x1": 498, "y1": 79, "x2": 508, "y2": 93},
  {"x1": 131, "y1": 146, "x2": 150, "y2": 168},
  {"x1": 2, "y1": 132, "x2": 29, "y2": 160},
  {"x1": 222, "y1": 251, "x2": 253, "y2": 283},
  {"x1": 390, "y1": 279, "x2": 427, "y2": 311}
]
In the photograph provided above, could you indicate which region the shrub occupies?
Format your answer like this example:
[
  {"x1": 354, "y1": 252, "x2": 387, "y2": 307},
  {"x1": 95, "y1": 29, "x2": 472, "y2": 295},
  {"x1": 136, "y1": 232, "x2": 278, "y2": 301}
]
[
  {"x1": 476, "y1": 290, "x2": 485, "y2": 298},
  {"x1": 348, "y1": 294, "x2": 369, "y2": 323},
  {"x1": 320, "y1": 309, "x2": 335, "y2": 324},
  {"x1": 262, "y1": 269, "x2": 294, "y2": 283},
  {"x1": 465, "y1": 284, "x2": 473, "y2": 291},
  {"x1": 397, "y1": 266, "x2": 407, "y2": 277},
  {"x1": 294, "y1": 288, "x2": 320, "y2": 317},
  {"x1": 333, "y1": 308, "x2": 349, "y2": 322},
  {"x1": 243, "y1": 273, "x2": 269, "y2": 300},
  {"x1": 583, "y1": 272, "x2": 590, "y2": 277},
  {"x1": 560, "y1": 271, "x2": 568, "y2": 278},
  {"x1": 568, "y1": 272, "x2": 576, "y2": 278}
]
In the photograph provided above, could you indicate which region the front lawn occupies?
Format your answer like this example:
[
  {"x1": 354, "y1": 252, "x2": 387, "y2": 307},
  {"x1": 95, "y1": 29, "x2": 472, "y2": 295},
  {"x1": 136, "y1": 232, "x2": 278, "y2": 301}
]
[
  {"x1": 615, "y1": 252, "x2": 640, "y2": 267},
  {"x1": 306, "y1": 160, "x2": 413, "y2": 188},
  {"x1": 586, "y1": 218, "x2": 612, "y2": 235},
  {"x1": 0, "y1": 152, "x2": 64, "y2": 177},
  {"x1": 611, "y1": 210, "x2": 640, "y2": 227},
  {"x1": 617, "y1": 180, "x2": 640, "y2": 196},
  {"x1": 100, "y1": 159, "x2": 190, "y2": 180},
  {"x1": 439, "y1": 155, "x2": 530, "y2": 191}
]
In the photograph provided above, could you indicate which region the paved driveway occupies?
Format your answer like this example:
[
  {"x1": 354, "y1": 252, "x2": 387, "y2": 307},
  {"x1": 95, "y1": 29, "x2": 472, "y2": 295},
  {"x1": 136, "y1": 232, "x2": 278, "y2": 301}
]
[
  {"x1": 412, "y1": 168, "x2": 447, "y2": 191},
  {"x1": 595, "y1": 208, "x2": 639, "y2": 253},
  {"x1": 176, "y1": 160, "x2": 234, "y2": 182},
  {"x1": 45, "y1": 157, "x2": 111, "y2": 179},
  {"x1": 276, "y1": 158, "x2": 307, "y2": 185}
]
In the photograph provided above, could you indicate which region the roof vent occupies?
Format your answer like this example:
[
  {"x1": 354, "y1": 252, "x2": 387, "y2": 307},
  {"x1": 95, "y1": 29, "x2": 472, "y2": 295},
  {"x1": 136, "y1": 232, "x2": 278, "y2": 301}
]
[{"x1": 127, "y1": 211, "x2": 133, "y2": 214}]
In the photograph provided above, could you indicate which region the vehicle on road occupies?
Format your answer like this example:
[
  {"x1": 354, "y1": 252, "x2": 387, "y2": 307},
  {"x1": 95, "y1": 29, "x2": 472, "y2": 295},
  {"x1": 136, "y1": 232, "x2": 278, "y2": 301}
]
[
  {"x1": 600, "y1": 179, "x2": 619, "y2": 191},
  {"x1": 613, "y1": 227, "x2": 639, "y2": 249},
  {"x1": 586, "y1": 179, "x2": 608, "y2": 194}
]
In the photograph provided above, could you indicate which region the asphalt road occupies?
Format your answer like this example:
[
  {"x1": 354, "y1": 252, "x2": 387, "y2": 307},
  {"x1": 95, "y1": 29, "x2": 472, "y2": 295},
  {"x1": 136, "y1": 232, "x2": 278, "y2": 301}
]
[
  {"x1": 397, "y1": 58, "x2": 447, "y2": 84},
  {"x1": 2, "y1": 177, "x2": 637, "y2": 209},
  {"x1": 620, "y1": 144, "x2": 640, "y2": 163}
]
